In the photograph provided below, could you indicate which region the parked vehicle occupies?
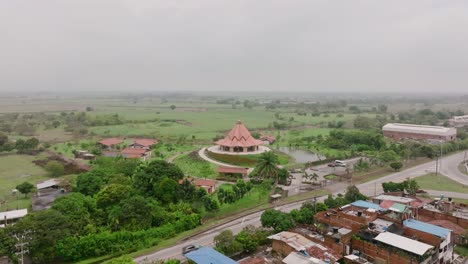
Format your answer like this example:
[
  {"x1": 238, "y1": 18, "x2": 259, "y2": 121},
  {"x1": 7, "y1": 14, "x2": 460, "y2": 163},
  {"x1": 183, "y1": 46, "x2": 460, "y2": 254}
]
[
  {"x1": 182, "y1": 245, "x2": 198, "y2": 254},
  {"x1": 334, "y1": 160, "x2": 347, "y2": 167},
  {"x1": 328, "y1": 160, "x2": 347, "y2": 167}
]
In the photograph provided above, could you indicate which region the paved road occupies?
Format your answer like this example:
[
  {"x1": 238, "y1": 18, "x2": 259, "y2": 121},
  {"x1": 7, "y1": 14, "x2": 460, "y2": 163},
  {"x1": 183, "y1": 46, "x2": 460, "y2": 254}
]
[
  {"x1": 426, "y1": 190, "x2": 468, "y2": 199},
  {"x1": 135, "y1": 151, "x2": 468, "y2": 263},
  {"x1": 198, "y1": 147, "x2": 242, "y2": 168}
]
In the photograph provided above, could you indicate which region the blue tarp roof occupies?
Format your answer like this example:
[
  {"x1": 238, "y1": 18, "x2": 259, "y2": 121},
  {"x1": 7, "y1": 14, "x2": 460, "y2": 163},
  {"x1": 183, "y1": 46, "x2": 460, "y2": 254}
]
[
  {"x1": 351, "y1": 200, "x2": 386, "y2": 211},
  {"x1": 185, "y1": 247, "x2": 238, "y2": 264},
  {"x1": 403, "y1": 219, "x2": 451, "y2": 238}
]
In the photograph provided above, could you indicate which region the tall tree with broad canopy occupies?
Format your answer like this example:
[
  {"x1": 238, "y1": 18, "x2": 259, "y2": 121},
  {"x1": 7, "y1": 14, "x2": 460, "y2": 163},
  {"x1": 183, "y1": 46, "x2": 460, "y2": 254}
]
[
  {"x1": 344, "y1": 185, "x2": 367, "y2": 202},
  {"x1": 133, "y1": 160, "x2": 184, "y2": 196},
  {"x1": 11, "y1": 210, "x2": 70, "y2": 264},
  {"x1": 16, "y1": 181, "x2": 34, "y2": 197},
  {"x1": 52, "y1": 193, "x2": 97, "y2": 235}
]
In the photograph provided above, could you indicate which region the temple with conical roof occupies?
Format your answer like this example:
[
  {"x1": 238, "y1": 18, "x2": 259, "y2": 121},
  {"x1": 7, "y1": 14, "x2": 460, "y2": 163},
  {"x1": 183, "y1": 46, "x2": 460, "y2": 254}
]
[{"x1": 215, "y1": 120, "x2": 263, "y2": 153}]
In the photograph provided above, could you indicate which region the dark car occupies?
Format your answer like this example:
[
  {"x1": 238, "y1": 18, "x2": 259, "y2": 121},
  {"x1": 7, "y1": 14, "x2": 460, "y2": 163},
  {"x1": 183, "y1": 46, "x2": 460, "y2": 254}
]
[
  {"x1": 327, "y1": 162, "x2": 337, "y2": 167},
  {"x1": 182, "y1": 245, "x2": 198, "y2": 254}
]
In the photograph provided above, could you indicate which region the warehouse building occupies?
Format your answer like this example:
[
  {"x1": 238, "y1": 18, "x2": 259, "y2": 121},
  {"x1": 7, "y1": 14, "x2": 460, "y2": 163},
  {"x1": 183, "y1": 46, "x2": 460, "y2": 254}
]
[
  {"x1": 382, "y1": 123, "x2": 457, "y2": 142},
  {"x1": 449, "y1": 115, "x2": 468, "y2": 127}
]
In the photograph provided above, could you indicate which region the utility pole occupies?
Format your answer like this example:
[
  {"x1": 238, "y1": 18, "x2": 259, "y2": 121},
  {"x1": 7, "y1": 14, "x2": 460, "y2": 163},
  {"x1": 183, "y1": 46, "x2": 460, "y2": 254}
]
[{"x1": 14, "y1": 234, "x2": 29, "y2": 264}]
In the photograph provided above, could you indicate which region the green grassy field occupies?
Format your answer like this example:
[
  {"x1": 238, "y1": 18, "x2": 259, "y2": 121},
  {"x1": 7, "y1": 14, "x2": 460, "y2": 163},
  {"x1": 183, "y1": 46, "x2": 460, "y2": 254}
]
[
  {"x1": 172, "y1": 152, "x2": 218, "y2": 179},
  {"x1": 455, "y1": 245, "x2": 468, "y2": 257},
  {"x1": 414, "y1": 173, "x2": 468, "y2": 193},
  {"x1": 206, "y1": 150, "x2": 292, "y2": 167},
  {"x1": 0, "y1": 154, "x2": 48, "y2": 210},
  {"x1": 87, "y1": 103, "x2": 371, "y2": 142}
]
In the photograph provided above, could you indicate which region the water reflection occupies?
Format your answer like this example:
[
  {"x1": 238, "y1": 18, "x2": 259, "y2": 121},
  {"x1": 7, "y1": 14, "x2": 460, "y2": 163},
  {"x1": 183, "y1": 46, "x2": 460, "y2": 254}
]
[{"x1": 276, "y1": 146, "x2": 326, "y2": 163}]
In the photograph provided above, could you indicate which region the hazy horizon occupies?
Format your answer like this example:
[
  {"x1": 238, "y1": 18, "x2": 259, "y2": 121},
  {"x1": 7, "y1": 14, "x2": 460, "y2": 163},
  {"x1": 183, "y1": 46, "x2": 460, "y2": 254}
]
[{"x1": 1, "y1": 1, "x2": 468, "y2": 94}]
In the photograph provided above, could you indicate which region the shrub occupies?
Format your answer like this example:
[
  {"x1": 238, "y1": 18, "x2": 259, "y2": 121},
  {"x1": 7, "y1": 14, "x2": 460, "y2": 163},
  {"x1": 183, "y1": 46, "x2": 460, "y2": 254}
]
[{"x1": 45, "y1": 160, "x2": 65, "y2": 177}]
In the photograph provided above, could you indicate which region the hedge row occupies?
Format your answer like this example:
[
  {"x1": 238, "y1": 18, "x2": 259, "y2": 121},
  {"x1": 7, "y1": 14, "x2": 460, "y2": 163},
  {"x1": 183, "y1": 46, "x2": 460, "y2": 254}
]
[{"x1": 56, "y1": 214, "x2": 201, "y2": 261}]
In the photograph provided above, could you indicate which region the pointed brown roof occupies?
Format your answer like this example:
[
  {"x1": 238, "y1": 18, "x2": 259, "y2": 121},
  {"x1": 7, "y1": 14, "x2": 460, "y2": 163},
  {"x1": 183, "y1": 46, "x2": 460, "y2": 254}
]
[{"x1": 216, "y1": 120, "x2": 262, "y2": 147}]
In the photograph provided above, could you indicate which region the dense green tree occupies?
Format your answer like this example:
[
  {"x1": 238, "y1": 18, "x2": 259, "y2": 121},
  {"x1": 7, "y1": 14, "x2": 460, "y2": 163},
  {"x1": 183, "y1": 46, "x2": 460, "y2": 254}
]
[
  {"x1": 344, "y1": 185, "x2": 367, "y2": 203},
  {"x1": 260, "y1": 209, "x2": 294, "y2": 232},
  {"x1": 214, "y1": 230, "x2": 243, "y2": 256},
  {"x1": 235, "y1": 229, "x2": 258, "y2": 253},
  {"x1": 0, "y1": 228, "x2": 15, "y2": 261},
  {"x1": 180, "y1": 179, "x2": 196, "y2": 201},
  {"x1": 75, "y1": 172, "x2": 104, "y2": 196},
  {"x1": 45, "y1": 160, "x2": 65, "y2": 177},
  {"x1": 202, "y1": 196, "x2": 220, "y2": 211},
  {"x1": 15, "y1": 137, "x2": 39, "y2": 153},
  {"x1": 114, "y1": 158, "x2": 141, "y2": 177},
  {"x1": 96, "y1": 184, "x2": 134, "y2": 209},
  {"x1": 390, "y1": 161, "x2": 403, "y2": 171},
  {"x1": 52, "y1": 193, "x2": 97, "y2": 235},
  {"x1": 133, "y1": 160, "x2": 184, "y2": 196},
  {"x1": 116, "y1": 196, "x2": 153, "y2": 231},
  {"x1": 16, "y1": 181, "x2": 34, "y2": 197},
  {"x1": 154, "y1": 178, "x2": 181, "y2": 204},
  {"x1": 12, "y1": 210, "x2": 70, "y2": 263}
]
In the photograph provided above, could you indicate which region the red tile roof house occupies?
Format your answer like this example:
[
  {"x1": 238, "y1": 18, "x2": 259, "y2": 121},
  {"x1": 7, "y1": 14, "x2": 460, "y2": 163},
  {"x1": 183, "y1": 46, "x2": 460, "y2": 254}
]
[
  {"x1": 179, "y1": 178, "x2": 216, "y2": 194},
  {"x1": 120, "y1": 148, "x2": 151, "y2": 161},
  {"x1": 98, "y1": 138, "x2": 123, "y2": 150},
  {"x1": 129, "y1": 138, "x2": 158, "y2": 150}
]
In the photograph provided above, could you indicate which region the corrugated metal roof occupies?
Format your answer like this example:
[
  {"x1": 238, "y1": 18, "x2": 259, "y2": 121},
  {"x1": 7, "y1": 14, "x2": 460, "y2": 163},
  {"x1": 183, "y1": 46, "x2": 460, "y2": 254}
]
[
  {"x1": 403, "y1": 219, "x2": 451, "y2": 238},
  {"x1": 351, "y1": 200, "x2": 386, "y2": 211},
  {"x1": 268, "y1": 231, "x2": 314, "y2": 251},
  {"x1": 382, "y1": 123, "x2": 456, "y2": 136},
  {"x1": 389, "y1": 203, "x2": 407, "y2": 213},
  {"x1": 185, "y1": 247, "x2": 238, "y2": 264},
  {"x1": 37, "y1": 179, "x2": 61, "y2": 190},
  {"x1": 374, "y1": 195, "x2": 414, "y2": 204},
  {"x1": 0, "y1": 209, "x2": 28, "y2": 221},
  {"x1": 374, "y1": 232, "x2": 433, "y2": 256}
]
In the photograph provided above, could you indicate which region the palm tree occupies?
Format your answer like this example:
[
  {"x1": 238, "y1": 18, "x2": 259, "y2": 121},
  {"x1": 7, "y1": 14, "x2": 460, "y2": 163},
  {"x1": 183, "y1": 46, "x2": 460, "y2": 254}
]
[{"x1": 255, "y1": 151, "x2": 279, "y2": 181}]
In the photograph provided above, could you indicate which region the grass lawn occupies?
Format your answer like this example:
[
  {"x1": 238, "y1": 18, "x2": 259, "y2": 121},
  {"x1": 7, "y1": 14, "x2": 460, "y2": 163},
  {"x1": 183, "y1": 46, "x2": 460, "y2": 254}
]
[
  {"x1": 454, "y1": 245, "x2": 468, "y2": 257},
  {"x1": 414, "y1": 173, "x2": 468, "y2": 193},
  {"x1": 324, "y1": 174, "x2": 337, "y2": 180},
  {"x1": 172, "y1": 151, "x2": 218, "y2": 179},
  {"x1": 0, "y1": 154, "x2": 48, "y2": 211}
]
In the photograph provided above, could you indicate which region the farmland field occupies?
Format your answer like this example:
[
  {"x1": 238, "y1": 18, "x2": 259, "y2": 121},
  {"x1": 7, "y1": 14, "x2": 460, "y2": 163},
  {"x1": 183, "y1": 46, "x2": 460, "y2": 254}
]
[{"x1": 0, "y1": 154, "x2": 48, "y2": 210}]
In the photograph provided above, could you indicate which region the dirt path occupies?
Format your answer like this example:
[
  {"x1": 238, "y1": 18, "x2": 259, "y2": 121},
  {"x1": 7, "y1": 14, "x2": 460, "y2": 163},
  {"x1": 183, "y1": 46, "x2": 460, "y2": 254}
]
[{"x1": 166, "y1": 151, "x2": 193, "y2": 163}]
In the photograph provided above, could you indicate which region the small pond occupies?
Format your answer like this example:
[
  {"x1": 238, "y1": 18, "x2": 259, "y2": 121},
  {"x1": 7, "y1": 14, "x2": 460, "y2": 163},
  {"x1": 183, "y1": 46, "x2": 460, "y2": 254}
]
[{"x1": 276, "y1": 147, "x2": 326, "y2": 163}]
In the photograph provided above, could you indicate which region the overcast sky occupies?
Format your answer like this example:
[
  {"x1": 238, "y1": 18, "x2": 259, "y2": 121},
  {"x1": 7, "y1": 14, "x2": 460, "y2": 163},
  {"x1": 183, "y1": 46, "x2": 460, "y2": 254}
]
[{"x1": 1, "y1": 0, "x2": 467, "y2": 93}]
